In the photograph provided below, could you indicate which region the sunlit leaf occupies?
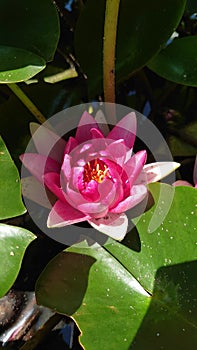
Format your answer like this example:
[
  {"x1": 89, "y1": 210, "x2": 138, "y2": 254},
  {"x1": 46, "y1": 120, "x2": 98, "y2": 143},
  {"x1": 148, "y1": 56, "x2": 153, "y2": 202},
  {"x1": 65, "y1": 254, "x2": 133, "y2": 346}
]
[
  {"x1": 0, "y1": 46, "x2": 45, "y2": 83},
  {"x1": 36, "y1": 184, "x2": 197, "y2": 349},
  {"x1": 36, "y1": 243, "x2": 151, "y2": 350},
  {"x1": 0, "y1": 136, "x2": 26, "y2": 219},
  {"x1": 0, "y1": 0, "x2": 59, "y2": 82},
  {"x1": 0, "y1": 224, "x2": 35, "y2": 297}
]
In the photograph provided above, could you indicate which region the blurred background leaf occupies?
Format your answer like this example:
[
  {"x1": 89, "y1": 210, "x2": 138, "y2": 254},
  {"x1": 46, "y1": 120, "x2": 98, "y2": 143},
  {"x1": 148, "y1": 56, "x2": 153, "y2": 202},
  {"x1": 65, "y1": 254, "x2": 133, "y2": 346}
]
[
  {"x1": 147, "y1": 37, "x2": 197, "y2": 87},
  {"x1": 75, "y1": 0, "x2": 186, "y2": 97}
]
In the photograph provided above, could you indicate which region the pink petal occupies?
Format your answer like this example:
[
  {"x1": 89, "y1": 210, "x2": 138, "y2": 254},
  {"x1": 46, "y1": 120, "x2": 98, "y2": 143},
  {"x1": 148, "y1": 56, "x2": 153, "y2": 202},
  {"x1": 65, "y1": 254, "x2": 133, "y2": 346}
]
[
  {"x1": 107, "y1": 112, "x2": 136, "y2": 149},
  {"x1": 80, "y1": 180, "x2": 100, "y2": 201},
  {"x1": 139, "y1": 161, "x2": 180, "y2": 184},
  {"x1": 101, "y1": 159, "x2": 124, "y2": 208},
  {"x1": 89, "y1": 213, "x2": 128, "y2": 241},
  {"x1": 47, "y1": 200, "x2": 90, "y2": 228},
  {"x1": 70, "y1": 166, "x2": 84, "y2": 191},
  {"x1": 95, "y1": 110, "x2": 110, "y2": 136},
  {"x1": 124, "y1": 150, "x2": 147, "y2": 186},
  {"x1": 98, "y1": 178, "x2": 116, "y2": 206},
  {"x1": 99, "y1": 177, "x2": 124, "y2": 210},
  {"x1": 77, "y1": 202, "x2": 108, "y2": 218},
  {"x1": 75, "y1": 111, "x2": 99, "y2": 144},
  {"x1": 104, "y1": 139, "x2": 127, "y2": 166},
  {"x1": 103, "y1": 158, "x2": 122, "y2": 178},
  {"x1": 21, "y1": 176, "x2": 55, "y2": 209},
  {"x1": 173, "y1": 180, "x2": 193, "y2": 187},
  {"x1": 20, "y1": 153, "x2": 61, "y2": 184},
  {"x1": 65, "y1": 184, "x2": 89, "y2": 207},
  {"x1": 44, "y1": 172, "x2": 67, "y2": 202},
  {"x1": 75, "y1": 143, "x2": 94, "y2": 162},
  {"x1": 64, "y1": 136, "x2": 78, "y2": 155},
  {"x1": 61, "y1": 154, "x2": 72, "y2": 182},
  {"x1": 110, "y1": 185, "x2": 147, "y2": 213},
  {"x1": 30, "y1": 122, "x2": 66, "y2": 163},
  {"x1": 90, "y1": 128, "x2": 104, "y2": 139},
  {"x1": 70, "y1": 142, "x2": 95, "y2": 165}
]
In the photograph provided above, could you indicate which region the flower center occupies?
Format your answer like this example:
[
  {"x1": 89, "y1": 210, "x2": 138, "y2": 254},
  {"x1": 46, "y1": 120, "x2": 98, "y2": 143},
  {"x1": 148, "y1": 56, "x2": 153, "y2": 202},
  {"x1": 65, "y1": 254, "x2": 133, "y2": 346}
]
[{"x1": 83, "y1": 159, "x2": 110, "y2": 183}]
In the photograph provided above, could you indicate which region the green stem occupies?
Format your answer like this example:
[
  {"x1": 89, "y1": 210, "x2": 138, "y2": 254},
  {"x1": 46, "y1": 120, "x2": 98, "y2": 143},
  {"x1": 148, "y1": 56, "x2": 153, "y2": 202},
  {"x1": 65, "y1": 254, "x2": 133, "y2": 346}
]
[
  {"x1": 44, "y1": 68, "x2": 78, "y2": 83},
  {"x1": 103, "y1": 0, "x2": 120, "y2": 104},
  {"x1": 8, "y1": 83, "x2": 46, "y2": 124}
]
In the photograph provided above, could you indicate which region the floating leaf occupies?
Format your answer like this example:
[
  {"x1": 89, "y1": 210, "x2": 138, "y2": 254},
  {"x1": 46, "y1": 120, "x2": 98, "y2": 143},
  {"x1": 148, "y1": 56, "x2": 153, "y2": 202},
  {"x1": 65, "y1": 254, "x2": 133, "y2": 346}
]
[
  {"x1": 36, "y1": 184, "x2": 197, "y2": 349},
  {"x1": 0, "y1": 136, "x2": 26, "y2": 219},
  {"x1": 108, "y1": 183, "x2": 197, "y2": 293},
  {"x1": 36, "y1": 243, "x2": 151, "y2": 350},
  {"x1": 0, "y1": 46, "x2": 46, "y2": 83},
  {"x1": 0, "y1": 224, "x2": 35, "y2": 297}
]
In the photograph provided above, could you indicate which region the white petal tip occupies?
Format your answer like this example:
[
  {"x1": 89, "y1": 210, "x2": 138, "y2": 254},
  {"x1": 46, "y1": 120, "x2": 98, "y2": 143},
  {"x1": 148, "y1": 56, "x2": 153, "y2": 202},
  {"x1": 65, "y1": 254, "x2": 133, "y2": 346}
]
[
  {"x1": 144, "y1": 161, "x2": 181, "y2": 183},
  {"x1": 172, "y1": 162, "x2": 181, "y2": 170},
  {"x1": 89, "y1": 213, "x2": 128, "y2": 241}
]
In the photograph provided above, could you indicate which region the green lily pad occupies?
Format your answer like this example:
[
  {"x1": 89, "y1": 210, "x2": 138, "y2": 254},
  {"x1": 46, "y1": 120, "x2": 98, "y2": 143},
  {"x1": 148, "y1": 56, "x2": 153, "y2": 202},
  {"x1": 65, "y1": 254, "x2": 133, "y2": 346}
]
[
  {"x1": 0, "y1": 224, "x2": 36, "y2": 297},
  {"x1": 107, "y1": 183, "x2": 197, "y2": 293},
  {"x1": 75, "y1": 0, "x2": 186, "y2": 96},
  {"x1": 36, "y1": 184, "x2": 197, "y2": 349},
  {"x1": 0, "y1": 136, "x2": 26, "y2": 219},
  {"x1": 0, "y1": 0, "x2": 59, "y2": 82},
  {"x1": 36, "y1": 243, "x2": 151, "y2": 350},
  {"x1": 147, "y1": 36, "x2": 197, "y2": 86},
  {"x1": 0, "y1": 46, "x2": 46, "y2": 83}
]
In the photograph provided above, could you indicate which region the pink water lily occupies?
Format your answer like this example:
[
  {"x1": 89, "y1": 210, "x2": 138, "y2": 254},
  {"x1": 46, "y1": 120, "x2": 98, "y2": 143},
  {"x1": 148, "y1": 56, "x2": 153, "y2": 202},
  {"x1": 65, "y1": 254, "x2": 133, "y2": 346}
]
[
  {"x1": 20, "y1": 111, "x2": 180, "y2": 241},
  {"x1": 173, "y1": 155, "x2": 197, "y2": 188}
]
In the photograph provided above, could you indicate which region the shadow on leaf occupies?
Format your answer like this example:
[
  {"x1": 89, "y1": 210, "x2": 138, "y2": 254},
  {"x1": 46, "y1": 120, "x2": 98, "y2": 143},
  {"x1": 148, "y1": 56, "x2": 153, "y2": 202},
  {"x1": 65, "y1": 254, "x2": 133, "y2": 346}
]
[
  {"x1": 36, "y1": 252, "x2": 96, "y2": 315},
  {"x1": 129, "y1": 260, "x2": 197, "y2": 350}
]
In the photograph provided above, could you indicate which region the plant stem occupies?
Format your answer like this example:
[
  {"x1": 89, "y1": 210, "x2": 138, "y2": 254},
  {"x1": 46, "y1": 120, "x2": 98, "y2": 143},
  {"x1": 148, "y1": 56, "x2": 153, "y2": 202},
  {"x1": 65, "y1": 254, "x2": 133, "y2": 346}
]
[
  {"x1": 103, "y1": 0, "x2": 120, "y2": 103},
  {"x1": 44, "y1": 67, "x2": 78, "y2": 83},
  {"x1": 8, "y1": 83, "x2": 46, "y2": 124}
]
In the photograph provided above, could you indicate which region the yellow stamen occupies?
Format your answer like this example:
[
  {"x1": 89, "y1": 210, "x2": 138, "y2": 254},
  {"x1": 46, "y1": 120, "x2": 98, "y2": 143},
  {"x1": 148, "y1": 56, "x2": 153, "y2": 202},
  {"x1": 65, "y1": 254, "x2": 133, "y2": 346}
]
[{"x1": 83, "y1": 159, "x2": 110, "y2": 184}]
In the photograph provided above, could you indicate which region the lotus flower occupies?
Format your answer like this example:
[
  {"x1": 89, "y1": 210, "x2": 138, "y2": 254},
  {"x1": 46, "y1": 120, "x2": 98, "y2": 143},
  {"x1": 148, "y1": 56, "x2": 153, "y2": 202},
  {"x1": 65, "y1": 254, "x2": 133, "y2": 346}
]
[
  {"x1": 20, "y1": 111, "x2": 180, "y2": 241},
  {"x1": 173, "y1": 155, "x2": 197, "y2": 188}
]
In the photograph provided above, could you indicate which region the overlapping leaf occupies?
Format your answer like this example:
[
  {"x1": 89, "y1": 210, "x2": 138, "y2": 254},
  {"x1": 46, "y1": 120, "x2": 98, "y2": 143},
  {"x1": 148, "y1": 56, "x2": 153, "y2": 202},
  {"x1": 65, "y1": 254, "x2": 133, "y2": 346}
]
[{"x1": 36, "y1": 184, "x2": 197, "y2": 349}]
